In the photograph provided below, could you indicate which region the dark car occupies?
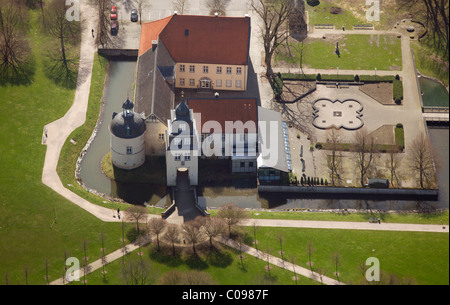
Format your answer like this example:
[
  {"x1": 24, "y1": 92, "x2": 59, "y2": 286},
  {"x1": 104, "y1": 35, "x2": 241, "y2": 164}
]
[
  {"x1": 131, "y1": 9, "x2": 138, "y2": 22},
  {"x1": 111, "y1": 21, "x2": 118, "y2": 35}
]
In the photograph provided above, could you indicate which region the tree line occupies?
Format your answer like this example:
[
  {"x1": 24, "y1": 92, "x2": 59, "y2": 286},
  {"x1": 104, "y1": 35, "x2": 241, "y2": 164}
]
[
  {"x1": 0, "y1": 0, "x2": 80, "y2": 87},
  {"x1": 324, "y1": 128, "x2": 438, "y2": 189}
]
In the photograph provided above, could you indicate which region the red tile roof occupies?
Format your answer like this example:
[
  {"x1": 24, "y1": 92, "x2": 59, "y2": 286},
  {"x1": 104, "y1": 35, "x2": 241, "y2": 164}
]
[
  {"x1": 139, "y1": 15, "x2": 173, "y2": 56},
  {"x1": 139, "y1": 14, "x2": 250, "y2": 65},
  {"x1": 187, "y1": 98, "x2": 258, "y2": 133}
]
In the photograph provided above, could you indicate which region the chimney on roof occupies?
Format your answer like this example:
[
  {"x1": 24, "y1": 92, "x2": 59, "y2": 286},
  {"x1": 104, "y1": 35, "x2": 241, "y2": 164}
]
[
  {"x1": 174, "y1": 11, "x2": 178, "y2": 15},
  {"x1": 152, "y1": 40, "x2": 158, "y2": 50},
  {"x1": 245, "y1": 14, "x2": 250, "y2": 18},
  {"x1": 214, "y1": 12, "x2": 219, "y2": 17}
]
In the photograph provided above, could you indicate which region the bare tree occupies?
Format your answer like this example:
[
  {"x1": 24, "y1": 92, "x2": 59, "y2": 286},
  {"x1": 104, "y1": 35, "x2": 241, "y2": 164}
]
[
  {"x1": 251, "y1": 0, "x2": 295, "y2": 80},
  {"x1": 206, "y1": 0, "x2": 228, "y2": 15},
  {"x1": 306, "y1": 241, "x2": 315, "y2": 273},
  {"x1": 147, "y1": 217, "x2": 167, "y2": 251},
  {"x1": 326, "y1": 128, "x2": 344, "y2": 186},
  {"x1": 217, "y1": 204, "x2": 249, "y2": 237},
  {"x1": 183, "y1": 270, "x2": 215, "y2": 285},
  {"x1": 387, "y1": 151, "x2": 403, "y2": 188},
  {"x1": 95, "y1": 0, "x2": 112, "y2": 46},
  {"x1": 182, "y1": 218, "x2": 204, "y2": 255},
  {"x1": 121, "y1": 258, "x2": 153, "y2": 285},
  {"x1": 172, "y1": 0, "x2": 189, "y2": 14},
  {"x1": 126, "y1": 205, "x2": 148, "y2": 235},
  {"x1": 277, "y1": 232, "x2": 285, "y2": 261},
  {"x1": 202, "y1": 217, "x2": 226, "y2": 250},
  {"x1": 0, "y1": 0, "x2": 32, "y2": 83},
  {"x1": 44, "y1": 0, "x2": 80, "y2": 88},
  {"x1": 331, "y1": 251, "x2": 341, "y2": 283},
  {"x1": 354, "y1": 128, "x2": 377, "y2": 187},
  {"x1": 136, "y1": 0, "x2": 144, "y2": 25},
  {"x1": 100, "y1": 232, "x2": 107, "y2": 280},
  {"x1": 163, "y1": 224, "x2": 181, "y2": 256},
  {"x1": 409, "y1": 132, "x2": 438, "y2": 189}
]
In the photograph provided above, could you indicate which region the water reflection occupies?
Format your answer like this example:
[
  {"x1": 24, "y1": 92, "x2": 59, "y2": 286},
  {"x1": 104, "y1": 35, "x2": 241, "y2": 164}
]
[{"x1": 419, "y1": 76, "x2": 449, "y2": 107}]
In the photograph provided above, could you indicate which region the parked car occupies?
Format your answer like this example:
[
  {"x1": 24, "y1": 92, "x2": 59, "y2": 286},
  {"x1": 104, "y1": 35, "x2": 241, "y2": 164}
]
[
  {"x1": 130, "y1": 9, "x2": 138, "y2": 22},
  {"x1": 110, "y1": 6, "x2": 117, "y2": 20},
  {"x1": 111, "y1": 21, "x2": 118, "y2": 35}
]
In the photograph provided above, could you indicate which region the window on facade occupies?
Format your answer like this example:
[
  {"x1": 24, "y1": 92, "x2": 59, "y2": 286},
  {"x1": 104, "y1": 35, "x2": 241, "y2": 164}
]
[
  {"x1": 226, "y1": 67, "x2": 232, "y2": 74},
  {"x1": 159, "y1": 133, "x2": 164, "y2": 141},
  {"x1": 179, "y1": 124, "x2": 186, "y2": 131},
  {"x1": 236, "y1": 67, "x2": 242, "y2": 75},
  {"x1": 174, "y1": 137, "x2": 181, "y2": 147},
  {"x1": 236, "y1": 80, "x2": 242, "y2": 88},
  {"x1": 184, "y1": 153, "x2": 191, "y2": 161},
  {"x1": 240, "y1": 162, "x2": 245, "y2": 168},
  {"x1": 203, "y1": 66, "x2": 208, "y2": 73},
  {"x1": 189, "y1": 65, "x2": 195, "y2": 73},
  {"x1": 249, "y1": 162, "x2": 254, "y2": 167},
  {"x1": 216, "y1": 79, "x2": 222, "y2": 87},
  {"x1": 184, "y1": 137, "x2": 191, "y2": 146},
  {"x1": 216, "y1": 66, "x2": 222, "y2": 74},
  {"x1": 179, "y1": 78, "x2": 185, "y2": 86},
  {"x1": 175, "y1": 153, "x2": 181, "y2": 161},
  {"x1": 226, "y1": 80, "x2": 232, "y2": 87},
  {"x1": 126, "y1": 147, "x2": 132, "y2": 155},
  {"x1": 180, "y1": 65, "x2": 185, "y2": 72},
  {"x1": 189, "y1": 79, "x2": 195, "y2": 86}
]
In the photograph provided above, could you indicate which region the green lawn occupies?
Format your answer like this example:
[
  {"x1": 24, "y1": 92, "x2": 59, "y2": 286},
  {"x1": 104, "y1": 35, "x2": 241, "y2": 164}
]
[
  {"x1": 243, "y1": 227, "x2": 449, "y2": 285},
  {"x1": 68, "y1": 242, "x2": 316, "y2": 285},
  {"x1": 0, "y1": 10, "x2": 131, "y2": 285},
  {"x1": 278, "y1": 34, "x2": 402, "y2": 71},
  {"x1": 306, "y1": 0, "x2": 367, "y2": 29},
  {"x1": 207, "y1": 210, "x2": 449, "y2": 225}
]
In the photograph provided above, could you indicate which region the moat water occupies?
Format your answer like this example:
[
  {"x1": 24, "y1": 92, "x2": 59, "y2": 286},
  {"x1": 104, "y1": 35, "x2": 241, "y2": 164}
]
[
  {"x1": 419, "y1": 76, "x2": 449, "y2": 107},
  {"x1": 79, "y1": 60, "x2": 449, "y2": 211}
]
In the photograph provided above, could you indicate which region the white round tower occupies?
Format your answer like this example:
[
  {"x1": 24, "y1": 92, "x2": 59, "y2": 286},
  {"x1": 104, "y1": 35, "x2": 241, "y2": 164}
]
[{"x1": 109, "y1": 99, "x2": 146, "y2": 169}]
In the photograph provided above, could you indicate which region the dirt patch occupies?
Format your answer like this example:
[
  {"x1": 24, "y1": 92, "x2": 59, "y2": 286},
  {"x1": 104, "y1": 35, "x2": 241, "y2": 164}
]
[
  {"x1": 369, "y1": 125, "x2": 395, "y2": 145},
  {"x1": 330, "y1": 7, "x2": 343, "y2": 14},
  {"x1": 282, "y1": 80, "x2": 317, "y2": 102},
  {"x1": 359, "y1": 83, "x2": 395, "y2": 105}
]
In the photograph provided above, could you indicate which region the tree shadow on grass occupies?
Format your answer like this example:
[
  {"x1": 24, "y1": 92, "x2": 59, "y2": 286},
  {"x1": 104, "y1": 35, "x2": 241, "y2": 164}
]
[
  {"x1": 0, "y1": 56, "x2": 36, "y2": 86},
  {"x1": 205, "y1": 246, "x2": 233, "y2": 268},
  {"x1": 43, "y1": 53, "x2": 78, "y2": 90},
  {"x1": 148, "y1": 245, "x2": 184, "y2": 268}
]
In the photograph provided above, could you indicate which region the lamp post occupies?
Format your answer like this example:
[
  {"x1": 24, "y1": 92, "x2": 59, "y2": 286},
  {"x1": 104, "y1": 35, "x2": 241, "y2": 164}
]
[
  {"x1": 336, "y1": 67, "x2": 339, "y2": 88},
  {"x1": 375, "y1": 68, "x2": 378, "y2": 87}
]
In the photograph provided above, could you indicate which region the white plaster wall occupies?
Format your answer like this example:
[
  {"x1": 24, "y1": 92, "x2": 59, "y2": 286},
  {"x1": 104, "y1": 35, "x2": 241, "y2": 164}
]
[
  {"x1": 111, "y1": 134, "x2": 146, "y2": 169},
  {"x1": 166, "y1": 149, "x2": 198, "y2": 186}
]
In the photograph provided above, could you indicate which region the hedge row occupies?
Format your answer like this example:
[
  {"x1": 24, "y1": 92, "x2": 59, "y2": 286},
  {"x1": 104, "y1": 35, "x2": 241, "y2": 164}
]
[
  {"x1": 281, "y1": 73, "x2": 403, "y2": 103},
  {"x1": 281, "y1": 73, "x2": 398, "y2": 83}
]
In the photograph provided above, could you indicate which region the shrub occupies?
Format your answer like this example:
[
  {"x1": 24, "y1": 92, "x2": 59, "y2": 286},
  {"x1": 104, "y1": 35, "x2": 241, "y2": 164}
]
[
  {"x1": 354, "y1": 74, "x2": 360, "y2": 82},
  {"x1": 396, "y1": 123, "x2": 403, "y2": 129},
  {"x1": 316, "y1": 73, "x2": 322, "y2": 81},
  {"x1": 307, "y1": 0, "x2": 320, "y2": 7},
  {"x1": 273, "y1": 74, "x2": 284, "y2": 99},
  {"x1": 315, "y1": 142, "x2": 323, "y2": 149},
  {"x1": 393, "y1": 79, "x2": 403, "y2": 103}
]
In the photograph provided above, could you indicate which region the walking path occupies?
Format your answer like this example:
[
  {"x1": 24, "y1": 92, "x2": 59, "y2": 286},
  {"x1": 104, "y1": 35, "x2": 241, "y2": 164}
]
[
  {"x1": 41, "y1": 1, "x2": 119, "y2": 223},
  {"x1": 241, "y1": 219, "x2": 449, "y2": 233},
  {"x1": 217, "y1": 236, "x2": 343, "y2": 285}
]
